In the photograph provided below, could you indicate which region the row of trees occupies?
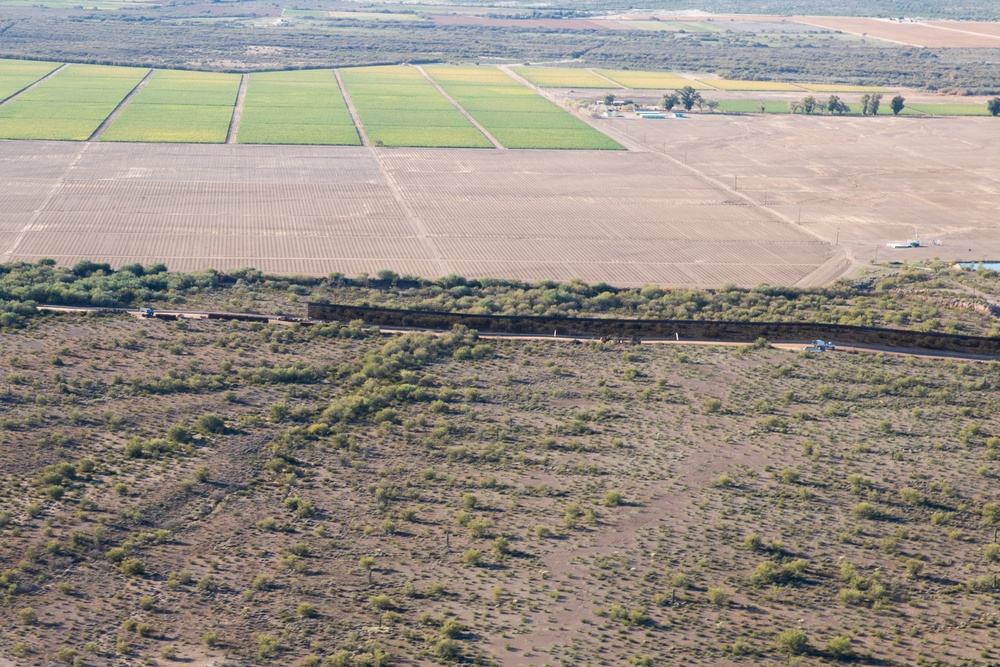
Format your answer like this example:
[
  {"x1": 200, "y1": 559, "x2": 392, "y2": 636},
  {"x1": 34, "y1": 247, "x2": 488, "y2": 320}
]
[{"x1": 640, "y1": 90, "x2": 1000, "y2": 117}]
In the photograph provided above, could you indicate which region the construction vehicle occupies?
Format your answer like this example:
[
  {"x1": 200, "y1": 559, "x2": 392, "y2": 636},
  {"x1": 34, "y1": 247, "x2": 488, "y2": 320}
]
[
  {"x1": 138, "y1": 307, "x2": 154, "y2": 318},
  {"x1": 804, "y1": 340, "x2": 836, "y2": 352}
]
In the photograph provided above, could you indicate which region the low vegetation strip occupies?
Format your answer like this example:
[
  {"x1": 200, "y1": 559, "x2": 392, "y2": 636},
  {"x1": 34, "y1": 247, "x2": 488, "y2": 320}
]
[
  {"x1": 237, "y1": 70, "x2": 360, "y2": 146},
  {"x1": 0, "y1": 64, "x2": 148, "y2": 141},
  {"x1": 339, "y1": 65, "x2": 491, "y2": 148},
  {"x1": 426, "y1": 65, "x2": 623, "y2": 150},
  {"x1": 307, "y1": 302, "x2": 1000, "y2": 358},
  {"x1": 513, "y1": 67, "x2": 617, "y2": 89},
  {"x1": 102, "y1": 70, "x2": 241, "y2": 143},
  {"x1": 0, "y1": 58, "x2": 62, "y2": 102}
]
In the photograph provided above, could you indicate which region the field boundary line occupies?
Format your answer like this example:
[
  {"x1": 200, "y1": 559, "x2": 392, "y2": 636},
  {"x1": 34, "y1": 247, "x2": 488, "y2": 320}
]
[
  {"x1": 1, "y1": 143, "x2": 91, "y2": 262},
  {"x1": 89, "y1": 68, "x2": 155, "y2": 141},
  {"x1": 0, "y1": 63, "x2": 68, "y2": 108},
  {"x1": 415, "y1": 66, "x2": 503, "y2": 149},
  {"x1": 226, "y1": 73, "x2": 249, "y2": 144},
  {"x1": 499, "y1": 65, "x2": 642, "y2": 151},
  {"x1": 334, "y1": 68, "x2": 369, "y2": 147},
  {"x1": 586, "y1": 69, "x2": 626, "y2": 89}
]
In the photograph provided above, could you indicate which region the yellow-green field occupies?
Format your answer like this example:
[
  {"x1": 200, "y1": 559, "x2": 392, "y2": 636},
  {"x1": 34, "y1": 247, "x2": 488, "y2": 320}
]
[
  {"x1": 703, "y1": 79, "x2": 807, "y2": 91},
  {"x1": 797, "y1": 83, "x2": 893, "y2": 93},
  {"x1": 0, "y1": 59, "x2": 62, "y2": 102},
  {"x1": 340, "y1": 65, "x2": 491, "y2": 148},
  {"x1": 0, "y1": 64, "x2": 147, "y2": 140},
  {"x1": 595, "y1": 70, "x2": 709, "y2": 90},
  {"x1": 237, "y1": 70, "x2": 360, "y2": 145},
  {"x1": 101, "y1": 70, "x2": 241, "y2": 143},
  {"x1": 426, "y1": 66, "x2": 622, "y2": 150},
  {"x1": 513, "y1": 67, "x2": 618, "y2": 89}
]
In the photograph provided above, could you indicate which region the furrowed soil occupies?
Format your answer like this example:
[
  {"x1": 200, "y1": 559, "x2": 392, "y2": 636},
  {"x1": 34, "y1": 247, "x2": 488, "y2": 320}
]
[{"x1": 2, "y1": 310, "x2": 1000, "y2": 665}]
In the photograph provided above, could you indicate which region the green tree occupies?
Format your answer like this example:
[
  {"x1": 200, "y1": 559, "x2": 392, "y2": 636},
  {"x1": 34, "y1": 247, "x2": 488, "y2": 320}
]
[
  {"x1": 603, "y1": 93, "x2": 616, "y2": 106},
  {"x1": 988, "y1": 97, "x2": 1000, "y2": 116},
  {"x1": 801, "y1": 96, "x2": 817, "y2": 114},
  {"x1": 661, "y1": 93, "x2": 679, "y2": 111},
  {"x1": 677, "y1": 86, "x2": 702, "y2": 111},
  {"x1": 863, "y1": 93, "x2": 883, "y2": 115},
  {"x1": 359, "y1": 556, "x2": 376, "y2": 583},
  {"x1": 891, "y1": 95, "x2": 906, "y2": 115},
  {"x1": 827, "y1": 95, "x2": 849, "y2": 114}
]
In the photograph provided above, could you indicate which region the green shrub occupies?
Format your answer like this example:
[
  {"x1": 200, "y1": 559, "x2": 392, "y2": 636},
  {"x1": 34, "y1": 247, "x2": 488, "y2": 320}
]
[
  {"x1": 826, "y1": 635, "x2": 854, "y2": 659},
  {"x1": 119, "y1": 558, "x2": 146, "y2": 577},
  {"x1": 776, "y1": 628, "x2": 810, "y2": 655}
]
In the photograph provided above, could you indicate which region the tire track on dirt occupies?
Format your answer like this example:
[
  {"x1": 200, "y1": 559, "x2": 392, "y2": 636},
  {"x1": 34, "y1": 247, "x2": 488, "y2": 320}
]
[
  {"x1": 226, "y1": 73, "x2": 249, "y2": 145},
  {"x1": 334, "y1": 68, "x2": 369, "y2": 147}
]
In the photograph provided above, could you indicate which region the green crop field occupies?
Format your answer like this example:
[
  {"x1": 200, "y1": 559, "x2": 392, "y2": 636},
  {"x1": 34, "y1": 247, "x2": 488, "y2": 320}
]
[
  {"x1": 716, "y1": 100, "x2": 793, "y2": 114},
  {"x1": 340, "y1": 65, "x2": 491, "y2": 148},
  {"x1": 595, "y1": 70, "x2": 710, "y2": 90},
  {"x1": 705, "y1": 79, "x2": 807, "y2": 91},
  {"x1": 237, "y1": 70, "x2": 359, "y2": 145},
  {"x1": 907, "y1": 103, "x2": 992, "y2": 116},
  {"x1": 0, "y1": 59, "x2": 62, "y2": 103},
  {"x1": 102, "y1": 69, "x2": 240, "y2": 143},
  {"x1": 426, "y1": 66, "x2": 622, "y2": 150},
  {"x1": 0, "y1": 64, "x2": 147, "y2": 141},
  {"x1": 513, "y1": 67, "x2": 618, "y2": 89}
]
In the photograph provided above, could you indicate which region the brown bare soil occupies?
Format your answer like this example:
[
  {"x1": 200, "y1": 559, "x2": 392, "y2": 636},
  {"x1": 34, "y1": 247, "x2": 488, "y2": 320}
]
[
  {"x1": 928, "y1": 21, "x2": 1000, "y2": 39},
  {"x1": 0, "y1": 141, "x2": 831, "y2": 288},
  {"x1": 2, "y1": 312, "x2": 1000, "y2": 666},
  {"x1": 586, "y1": 113, "x2": 1000, "y2": 267},
  {"x1": 793, "y1": 16, "x2": 1000, "y2": 48}
]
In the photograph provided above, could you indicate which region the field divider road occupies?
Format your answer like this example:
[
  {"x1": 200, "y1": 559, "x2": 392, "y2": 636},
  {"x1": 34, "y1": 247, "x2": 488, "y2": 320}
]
[
  {"x1": 587, "y1": 69, "x2": 626, "y2": 88},
  {"x1": 0, "y1": 63, "x2": 67, "y2": 108},
  {"x1": 334, "y1": 69, "x2": 370, "y2": 147},
  {"x1": 415, "y1": 65, "x2": 504, "y2": 149},
  {"x1": 226, "y1": 73, "x2": 249, "y2": 144},
  {"x1": 89, "y1": 68, "x2": 155, "y2": 141}
]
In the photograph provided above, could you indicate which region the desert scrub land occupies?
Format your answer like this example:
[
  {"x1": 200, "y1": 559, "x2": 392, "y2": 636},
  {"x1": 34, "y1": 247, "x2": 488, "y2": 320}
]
[{"x1": 1, "y1": 263, "x2": 1000, "y2": 665}]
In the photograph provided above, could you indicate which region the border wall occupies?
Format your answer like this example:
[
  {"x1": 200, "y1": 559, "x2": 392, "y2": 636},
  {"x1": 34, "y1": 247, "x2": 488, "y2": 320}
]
[{"x1": 307, "y1": 302, "x2": 1000, "y2": 358}]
